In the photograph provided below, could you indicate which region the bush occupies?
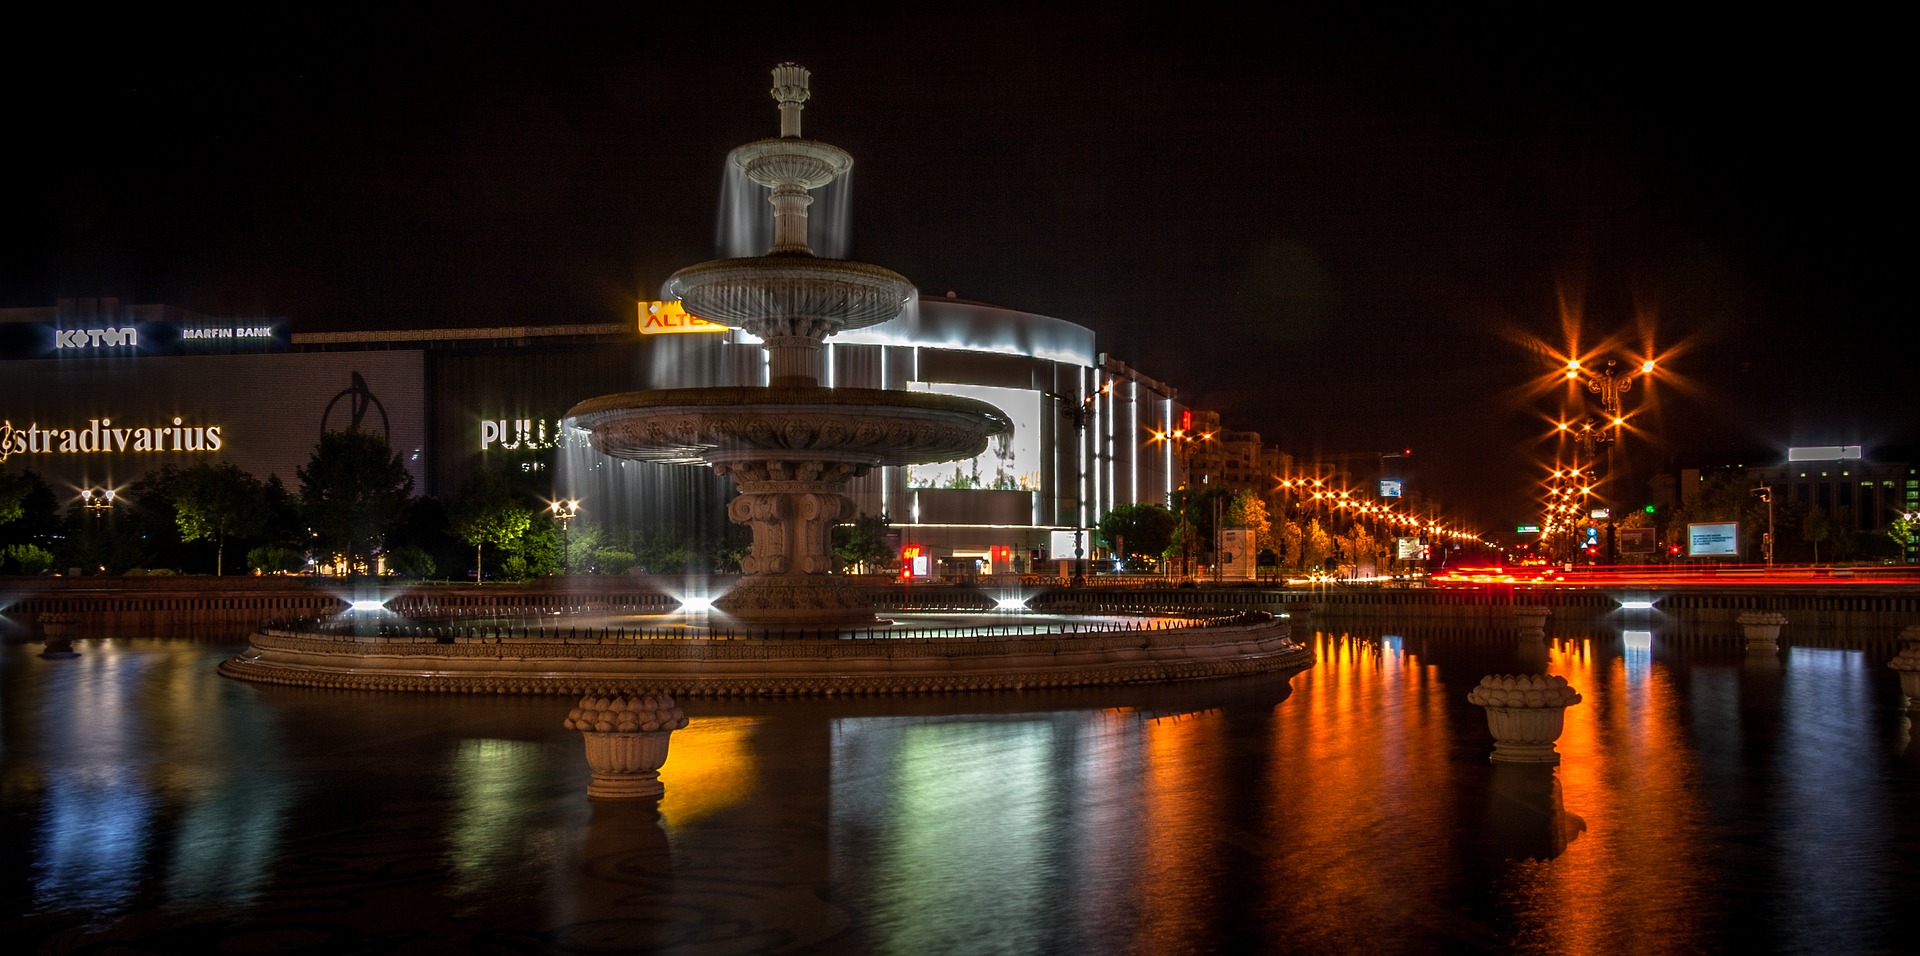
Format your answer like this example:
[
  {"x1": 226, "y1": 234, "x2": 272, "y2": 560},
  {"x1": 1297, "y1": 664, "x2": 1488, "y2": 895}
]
[
  {"x1": 3, "y1": 543, "x2": 55, "y2": 575},
  {"x1": 384, "y1": 545, "x2": 435, "y2": 580},
  {"x1": 593, "y1": 548, "x2": 637, "y2": 575},
  {"x1": 248, "y1": 545, "x2": 305, "y2": 575}
]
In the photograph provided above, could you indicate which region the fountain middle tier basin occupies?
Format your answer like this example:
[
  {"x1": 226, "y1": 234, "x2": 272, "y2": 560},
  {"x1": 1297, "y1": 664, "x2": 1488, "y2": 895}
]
[
  {"x1": 666, "y1": 256, "x2": 915, "y2": 333},
  {"x1": 567, "y1": 386, "x2": 1012, "y2": 467}
]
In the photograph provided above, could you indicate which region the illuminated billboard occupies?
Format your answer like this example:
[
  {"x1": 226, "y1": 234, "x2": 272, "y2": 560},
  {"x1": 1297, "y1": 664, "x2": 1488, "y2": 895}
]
[
  {"x1": 1687, "y1": 522, "x2": 1740, "y2": 558},
  {"x1": 639, "y1": 300, "x2": 728, "y2": 334},
  {"x1": 905, "y1": 383, "x2": 1037, "y2": 492}
]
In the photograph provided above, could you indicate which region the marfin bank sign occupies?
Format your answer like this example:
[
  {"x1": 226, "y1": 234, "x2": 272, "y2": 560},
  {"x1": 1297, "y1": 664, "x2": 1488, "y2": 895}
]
[{"x1": 0, "y1": 417, "x2": 224, "y2": 464}]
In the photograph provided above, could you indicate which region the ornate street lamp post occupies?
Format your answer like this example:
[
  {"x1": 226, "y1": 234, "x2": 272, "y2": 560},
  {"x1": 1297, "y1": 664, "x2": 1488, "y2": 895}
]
[{"x1": 550, "y1": 498, "x2": 580, "y2": 573}]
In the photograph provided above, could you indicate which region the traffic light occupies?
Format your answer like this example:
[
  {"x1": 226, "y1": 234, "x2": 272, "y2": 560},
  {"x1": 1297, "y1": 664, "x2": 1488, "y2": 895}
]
[{"x1": 1644, "y1": 504, "x2": 1657, "y2": 514}]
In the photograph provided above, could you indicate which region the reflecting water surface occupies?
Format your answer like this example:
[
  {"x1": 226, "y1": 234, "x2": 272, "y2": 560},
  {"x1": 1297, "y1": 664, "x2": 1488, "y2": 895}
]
[{"x1": 4, "y1": 627, "x2": 1915, "y2": 954}]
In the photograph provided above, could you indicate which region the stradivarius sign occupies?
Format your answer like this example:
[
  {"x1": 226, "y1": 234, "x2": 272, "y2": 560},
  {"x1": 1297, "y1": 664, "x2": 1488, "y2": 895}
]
[{"x1": 0, "y1": 417, "x2": 224, "y2": 464}]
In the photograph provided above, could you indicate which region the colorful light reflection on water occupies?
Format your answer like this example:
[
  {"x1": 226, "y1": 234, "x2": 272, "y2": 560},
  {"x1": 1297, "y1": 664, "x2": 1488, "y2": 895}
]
[{"x1": 3, "y1": 627, "x2": 1915, "y2": 953}]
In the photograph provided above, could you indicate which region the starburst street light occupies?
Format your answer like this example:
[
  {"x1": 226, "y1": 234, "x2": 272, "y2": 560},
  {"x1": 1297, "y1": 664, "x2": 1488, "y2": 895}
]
[
  {"x1": 1147, "y1": 416, "x2": 1215, "y2": 580},
  {"x1": 549, "y1": 498, "x2": 581, "y2": 573}
]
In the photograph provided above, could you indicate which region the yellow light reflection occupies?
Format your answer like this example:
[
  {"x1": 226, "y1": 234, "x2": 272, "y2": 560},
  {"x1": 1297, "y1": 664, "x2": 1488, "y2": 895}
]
[
  {"x1": 658, "y1": 716, "x2": 761, "y2": 827},
  {"x1": 1532, "y1": 638, "x2": 1712, "y2": 952}
]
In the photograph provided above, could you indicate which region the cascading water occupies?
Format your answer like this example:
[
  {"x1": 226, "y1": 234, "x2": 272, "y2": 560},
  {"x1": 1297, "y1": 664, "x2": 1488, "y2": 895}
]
[{"x1": 566, "y1": 63, "x2": 1011, "y2": 626}]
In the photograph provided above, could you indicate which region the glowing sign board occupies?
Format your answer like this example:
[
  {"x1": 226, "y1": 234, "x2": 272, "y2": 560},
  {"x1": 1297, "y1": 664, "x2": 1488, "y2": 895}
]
[
  {"x1": 0, "y1": 417, "x2": 224, "y2": 464},
  {"x1": 1788, "y1": 445, "x2": 1862, "y2": 462},
  {"x1": 639, "y1": 300, "x2": 728, "y2": 334},
  {"x1": 1379, "y1": 479, "x2": 1402, "y2": 498},
  {"x1": 1687, "y1": 522, "x2": 1740, "y2": 557}
]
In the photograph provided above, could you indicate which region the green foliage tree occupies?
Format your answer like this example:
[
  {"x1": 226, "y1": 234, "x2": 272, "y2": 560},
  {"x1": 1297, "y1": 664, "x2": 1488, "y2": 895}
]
[
  {"x1": 449, "y1": 468, "x2": 532, "y2": 584},
  {"x1": 1096, "y1": 503, "x2": 1176, "y2": 565},
  {"x1": 246, "y1": 544, "x2": 305, "y2": 575},
  {"x1": 173, "y1": 463, "x2": 269, "y2": 575},
  {"x1": 1802, "y1": 508, "x2": 1831, "y2": 565},
  {"x1": 298, "y1": 430, "x2": 415, "y2": 574},
  {"x1": 0, "y1": 471, "x2": 28, "y2": 527},
  {"x1": 833, "y1": 512, "x2": 893, "y2": 573},
  {"x1": 1224, "y1": 490, "x2": 1273, "y2": 559},
  {"x1": 3, "y1": 542, "x2": 55, "y2": 575}
]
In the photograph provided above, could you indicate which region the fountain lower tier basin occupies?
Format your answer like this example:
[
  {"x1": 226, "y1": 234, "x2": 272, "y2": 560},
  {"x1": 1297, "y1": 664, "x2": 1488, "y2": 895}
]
[
  {"x1": 567, "y1": 386, "x2": 1012, "y2": 466},
  {"x1": 218, "y1": 612, "x2": 1311, "y2": 696}
]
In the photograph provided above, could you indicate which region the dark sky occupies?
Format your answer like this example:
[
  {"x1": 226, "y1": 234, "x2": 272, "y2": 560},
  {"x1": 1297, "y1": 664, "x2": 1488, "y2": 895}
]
[{"x1": 6, "y1": 6, "x2": 1907, "y2": 532}]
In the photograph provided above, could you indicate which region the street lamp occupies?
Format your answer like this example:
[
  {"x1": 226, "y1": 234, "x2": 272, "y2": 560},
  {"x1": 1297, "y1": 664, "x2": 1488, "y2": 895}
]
[
  {"x1": 1046, "y1": 382, "x2": 1109, "y2": 587},
  {"x1": 1148, "y1": 416, "x2": 1215, "y2": 580},
  {"x1": 549, "y1": 498, "x2": 580, "y2": 573},
  {"x1": 1751, "y1": 486, "x2": 1774, "y2": 567},
  {"x1": 1560, "y1": 355, "x2": 1657, "y2": 562},
  {"x1": 80, "y1": 488, "x2": 115, "y2": 517}
]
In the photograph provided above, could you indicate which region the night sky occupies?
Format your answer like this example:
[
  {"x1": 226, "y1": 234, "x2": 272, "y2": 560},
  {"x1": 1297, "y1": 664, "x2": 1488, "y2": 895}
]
[{"x1": 6, "y1": 7, "x2": 1906, "y2": 531}]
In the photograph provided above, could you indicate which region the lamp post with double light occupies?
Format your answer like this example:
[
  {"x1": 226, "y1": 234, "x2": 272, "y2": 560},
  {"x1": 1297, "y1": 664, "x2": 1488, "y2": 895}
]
[
  {"x1": 1148, "y1": 416, "x2": 1215, "y2": 581},
  {"x1": 549, "y1": 498, "x2": 580, "y2": 574}
]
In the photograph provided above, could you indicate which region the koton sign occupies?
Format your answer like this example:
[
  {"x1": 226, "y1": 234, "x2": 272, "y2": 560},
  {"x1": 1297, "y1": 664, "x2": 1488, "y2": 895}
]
[{"x1": 54, "y1": 327, "x2": 139, "y2": 349}]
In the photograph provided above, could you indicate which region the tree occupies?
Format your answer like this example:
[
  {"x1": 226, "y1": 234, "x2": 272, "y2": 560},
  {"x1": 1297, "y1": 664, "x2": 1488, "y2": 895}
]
[
  {"x1": 1096, "y1": 503, "x2": 1176, "y2": 565},
  {"x1": 449, "y1": 468, "x2": 532, "y2": 584},
  {"x1": 1224, "y1": 490, "x2": 1272, "y2": 559},
  {"x1": 833, "y1": 512, "x2": 894, "y2": 573},
  {"x1": 0, "y1": 470, "x2": 29, "y2": 527},
  {"x1": 1802, "y1": 509, "x2": 1831, "y2": 565},
  {"x1": 173, "y1": 463, "x2": 269, "y2": 575},
  {"x1": 298, "y1": 430, "x2": 414, "y2": 575}
]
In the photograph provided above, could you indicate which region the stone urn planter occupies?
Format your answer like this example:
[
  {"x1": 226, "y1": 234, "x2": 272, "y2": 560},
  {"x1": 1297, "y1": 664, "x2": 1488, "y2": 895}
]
[
  {"x1": 1736, "y1": 610, "x2": 1788, "y2": 651},
  {"x1": 1512, "y1": 605, "x2": 1551, "y2": 637},
  {"x1": 563, "y1": 693, "x2": 689, "y2": 799},
  {"x1": 37, "y1": 612, "x2": 79, "y2": 658},
  {"x1": 1889, "y1": 643, "x2": 1920, "y2": 715},
  {"x1": 1467, "y1": 674, "x2": 1582, "y2": 765}
]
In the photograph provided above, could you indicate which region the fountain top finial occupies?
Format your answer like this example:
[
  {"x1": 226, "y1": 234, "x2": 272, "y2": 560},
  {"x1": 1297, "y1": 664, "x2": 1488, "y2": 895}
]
[{"x1": 771, "y1": 63, "x2": 810, "y2": 138}]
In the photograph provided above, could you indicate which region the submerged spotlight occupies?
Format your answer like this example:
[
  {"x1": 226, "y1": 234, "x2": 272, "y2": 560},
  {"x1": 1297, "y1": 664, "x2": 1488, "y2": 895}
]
[
  {"x1": 680, "y1": 596, "x2": 714, "y2": 614},
  {"x1": 349, "y1": 599, "x2": 387, "y2": 612}
]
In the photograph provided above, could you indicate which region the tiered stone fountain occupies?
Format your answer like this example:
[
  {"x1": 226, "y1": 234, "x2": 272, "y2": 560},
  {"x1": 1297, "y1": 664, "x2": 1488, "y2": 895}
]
[{"x1": 567, "y1": 63, "x2": 1010, "y2": 629}]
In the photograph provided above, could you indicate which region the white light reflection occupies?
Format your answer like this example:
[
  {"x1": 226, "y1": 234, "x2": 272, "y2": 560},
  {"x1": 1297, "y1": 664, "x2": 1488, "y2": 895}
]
[{"x1": 1623, "y1": 629, "x2": 1653, "y2": 681}]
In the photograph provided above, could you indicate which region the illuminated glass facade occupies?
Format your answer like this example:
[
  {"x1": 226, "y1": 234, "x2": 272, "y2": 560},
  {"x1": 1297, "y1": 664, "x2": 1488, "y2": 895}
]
[{"x1": 3, "y1": 296, "x2": 1196, "y2": 574}]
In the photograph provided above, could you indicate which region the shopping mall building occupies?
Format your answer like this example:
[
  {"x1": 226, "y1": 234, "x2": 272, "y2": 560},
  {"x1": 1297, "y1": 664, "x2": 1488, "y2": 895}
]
[{"x1": 1, "y1": 296, "x2": 1197, "y2": 575}]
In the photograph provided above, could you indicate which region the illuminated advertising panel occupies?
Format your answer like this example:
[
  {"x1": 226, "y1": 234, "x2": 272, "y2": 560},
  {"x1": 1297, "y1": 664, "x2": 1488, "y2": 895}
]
[
  {"x1": 1395, "y1": 536, "x2": 1426, "y2": 560},
  {"x1": 639, "y1": 300, "x2": 728, "y2": 334},
  {"x1": 1687, "y1": 522, "x2": 1740, "y2": 557},
  {"x1": 1379, "y1": 479, "x2": 1401, "y2": 498},
  {"x1": 1617, "y1": 527, "x2": 1656, "y2": 554},
  {"x1": 0, "y1": 321, "x2": 290, "y2": 358},
  {"x1": 905, "y1": 383, "x2": 1038, "y2": 492}
]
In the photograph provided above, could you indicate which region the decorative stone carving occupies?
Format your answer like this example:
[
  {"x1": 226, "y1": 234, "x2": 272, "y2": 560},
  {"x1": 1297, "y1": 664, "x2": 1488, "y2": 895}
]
[
  {"x1": 563, "y1": 693, "x2": 689, "y2": 798},
  {"x1": 1512, "y1": 605, "x2": 1551, "y2": 637},
  {"x1": 1736, "y1": 610, "x2": 1788, "y2": 651},
  {"x1": 1468, "y1": 674, "x2": 1582, "y2": 765}
]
